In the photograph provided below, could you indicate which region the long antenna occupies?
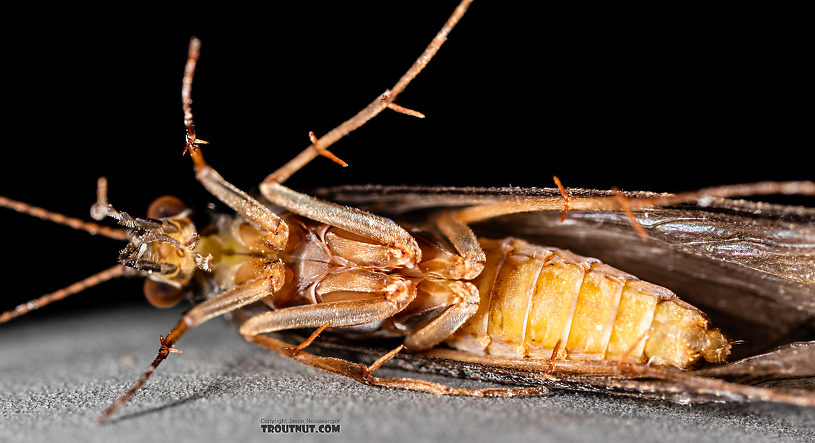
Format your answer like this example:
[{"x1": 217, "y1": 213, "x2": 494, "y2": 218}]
[
  {"x1": 0, "y1": 195, "x2": 128, "y2": 240},
  {"x1": 0, "y1": 265, "x2": 127, "y2": 323},
  {"x1": 1, "y1": 184, "x2": 131, "y2": 323}
]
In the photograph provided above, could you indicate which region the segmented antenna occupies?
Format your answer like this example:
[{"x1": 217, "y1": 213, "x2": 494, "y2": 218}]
[
  {"x1": 0, "y1": 265, "x2": 126, "y2": 323},
  {"x1": 0, "y1": 188, "x2": 131, "y2": 323},
  {"x1": 0, "y1": 195, "x2": 128, "y2": 240}
]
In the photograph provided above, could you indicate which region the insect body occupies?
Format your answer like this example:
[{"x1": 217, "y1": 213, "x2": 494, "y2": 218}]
[
  {"x1": 137, "y1": 202, "x2": 728, "y2": 369},
  {"x1": 447, "y1": 237, "x2": 728, "y2": 368}
]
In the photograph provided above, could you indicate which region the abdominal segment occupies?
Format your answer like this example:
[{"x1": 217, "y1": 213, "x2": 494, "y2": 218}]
[{"x1": 446, "y1": 238, "x2": 729, "y2": 369}]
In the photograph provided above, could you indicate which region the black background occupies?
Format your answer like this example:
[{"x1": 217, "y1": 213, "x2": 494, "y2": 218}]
[{"x1": 1, "y1": 3, "x2": 810, "y2": 317}]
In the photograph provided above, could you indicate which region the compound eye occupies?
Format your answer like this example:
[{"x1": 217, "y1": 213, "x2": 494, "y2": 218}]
[
  {"x1": 147, "y1": 195, "x2": 187, "y2": 219},
  {"x1": 143, "y1": 279, "x2": 185, "y2": 308}
]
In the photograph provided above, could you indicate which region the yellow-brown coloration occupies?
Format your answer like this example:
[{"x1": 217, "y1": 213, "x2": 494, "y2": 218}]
[
  {"x1": 447, "y1": 238, "x2": 729, "y2": 369},
  {"x1": 142, "y1": 217, "x2": 201, "y2": 287}
]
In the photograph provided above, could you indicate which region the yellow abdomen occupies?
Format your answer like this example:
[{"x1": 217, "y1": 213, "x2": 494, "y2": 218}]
[{"x1": 447, "y1": 238, "x2": 729, "y2": 369}]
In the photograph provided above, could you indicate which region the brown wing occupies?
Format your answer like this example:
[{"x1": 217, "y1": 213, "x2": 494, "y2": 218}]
[{"x1": 314, "y1": 184, "x2": 815, "y2": 406}]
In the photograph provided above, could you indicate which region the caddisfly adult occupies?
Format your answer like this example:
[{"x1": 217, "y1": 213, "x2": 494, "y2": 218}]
[{"x1": 2, "y1": 1, "x2": 814, "y2": 424}]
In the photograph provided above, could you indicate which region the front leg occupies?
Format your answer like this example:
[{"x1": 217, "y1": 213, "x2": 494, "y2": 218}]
[
  {"x1": 180, "y1": 39, "x2": 288, "y2": 251},
  {"x1": 98, "y1": 262, "x2": 285, "y2": 422}
]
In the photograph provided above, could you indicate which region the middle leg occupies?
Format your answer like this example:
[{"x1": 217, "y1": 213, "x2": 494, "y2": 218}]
[
  {"x1": 260, "y1": 183, "x2": 421, "y2": 268},
  {"x1": 240, "y1": 271, "x2": 416, "y2": 338}
]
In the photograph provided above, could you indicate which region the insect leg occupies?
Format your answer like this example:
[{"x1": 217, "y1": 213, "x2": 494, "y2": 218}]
[
  {"x1": 195, "y1": 168, "x2": 289, "y2": 249},
  {"x1": 246, "y1": 333, "x2": 548, "y2": 398},
  {"x1": 289, "y1": 322, "x2": 331, "y2": 356},
  {"x1": 233, "y1": 269, "x2": 547, "y2": 398},
  {"x1": 261, "y1": 183, "x2": 421, "y2": 265},
  {"x1": 262, "y1": 0, "x2": 473, "y2": 185},
  {"x1": 392, "y1": 214, "x2": 494, "y2": 350},
  {"x1": 359, "y1": 345, "x2": 405, "y2": 379},
  {"x1": 449, "y1": 180, "x2": 815, "y2": 224},
  {"x1": 424, "y1": 212, "x2": 486, "y2": 280},
  {"x1": 98, "y1": 263, "x2": 285, "y2": 422},
  {"x1": 239, "y1": 272, "x2": 415, "y2": 338},
  {"x1": 180, "y1": 38, "x2": 289, "y2": 251},
  {"x1": 399, "y1": 279, "x2": 480, "y2": 351}
]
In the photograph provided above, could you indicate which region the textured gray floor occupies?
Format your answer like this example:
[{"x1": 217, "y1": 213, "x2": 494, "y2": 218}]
[{"x1": 2, "y1": 304, "x2": 814, "y2": 443}]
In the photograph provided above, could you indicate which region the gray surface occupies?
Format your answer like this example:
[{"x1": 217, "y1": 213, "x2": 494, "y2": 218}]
[{"x1": 2, "y1": 304, "x2": 814, "y2": 443}]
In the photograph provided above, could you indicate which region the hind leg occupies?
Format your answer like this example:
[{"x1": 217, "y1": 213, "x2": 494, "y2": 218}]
[{"x1": 246, "y1": 332, "x2": 547, "y2": 397}]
